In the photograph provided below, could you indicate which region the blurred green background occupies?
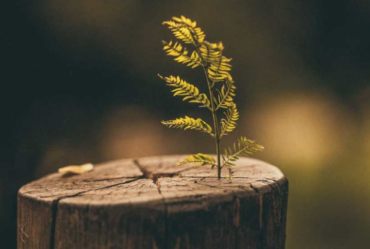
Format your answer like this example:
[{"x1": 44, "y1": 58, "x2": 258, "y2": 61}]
[{"x1": 2, "y1": 0, "x2": 370, "y2": 248}]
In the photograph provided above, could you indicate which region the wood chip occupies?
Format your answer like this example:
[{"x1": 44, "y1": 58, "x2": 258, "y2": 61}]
[{"x1": 58, "y1": 163, "x2": 94, "y2": 175}]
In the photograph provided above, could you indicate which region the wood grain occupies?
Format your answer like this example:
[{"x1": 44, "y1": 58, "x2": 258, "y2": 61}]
[{"x1": 18, "y1": 155, "x2": 288, "y2": 249}]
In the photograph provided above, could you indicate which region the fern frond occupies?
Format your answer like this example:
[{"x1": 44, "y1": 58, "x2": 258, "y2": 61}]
[
  {"x1": 163, "y1": 16, "x2": 205, "y2": 44},
  {"x1": 176, "y1": 153, "x2": 216, "y2": 166},
  {"x1": 208, "y1": 55, "x2": 233, "y2": 83},
  {"x1": 161, "y1": 116, "x2": 213, "y2": 136},
  {"x1": 162, "y1": 40, "x2": 202, "y2": 68},
  {"x1": 220, "y1": 104, "x2": 239, "y2": 138},
  {"x1": 198, "y1": 41, "x2": 233, "y2": 84},
  {"x1": 215, "y1": 81, "x2": 236, "y2": 110},
  {"x1": 199, "y1": 41, "x2": 222, "y2": 64},
  {"x1": 222, "y1": 137, "x2": 264, "y2": 167},
  {"x1": 163, "y1": 20, "x2": 194, "y2": 44},
  {"x1": 158, "y1": 74, "x2": 210, "y2": 109}
]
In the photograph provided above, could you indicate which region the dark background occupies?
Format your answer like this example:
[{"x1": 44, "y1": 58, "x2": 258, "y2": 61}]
[{"x1": 2, "y1": 0, "x2": 370, "y2": 248}]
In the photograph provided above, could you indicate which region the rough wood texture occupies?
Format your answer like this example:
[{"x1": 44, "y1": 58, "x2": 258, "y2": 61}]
[{"x1": 18, "y1": 155, "x2": 288, "y2": 249}]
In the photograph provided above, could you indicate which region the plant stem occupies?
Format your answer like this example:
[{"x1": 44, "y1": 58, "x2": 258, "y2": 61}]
[
  {"x1": 199, "y1": 55, "x2": 222, "y2": 179},
  {"x1": 206, "y1": 74, "x2": 221, "y2": 180},
  {"x1": 191, "y1": 39, "x2": 222, "y2": 179}
]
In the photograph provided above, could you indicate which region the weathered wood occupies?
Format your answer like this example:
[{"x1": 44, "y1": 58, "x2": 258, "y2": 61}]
[{"x1": 18, "y1": 155, "x2": 288, "y2": 249}]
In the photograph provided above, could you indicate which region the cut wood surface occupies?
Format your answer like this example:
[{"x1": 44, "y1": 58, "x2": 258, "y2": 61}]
[{"x1": 18, "y1": 155, "x2": 288, "y2": 249}]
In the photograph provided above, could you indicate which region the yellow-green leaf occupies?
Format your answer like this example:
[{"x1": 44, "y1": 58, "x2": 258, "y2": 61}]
[
  {"x1": 158, "y1": 74, "x2": 210, "y2": 108},
  {"x1": 176, "y1": 153, "x2": 216, "y2": 166},
  {"x1": 220, "y1": 103, "x2": 239, "y2": 138},
  {"x1": 161, "y1": 116, "x2": 213, "y2": 136}
]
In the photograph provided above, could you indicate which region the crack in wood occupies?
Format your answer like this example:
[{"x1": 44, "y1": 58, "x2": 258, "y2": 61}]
[
  {"x1": 132, "y1": 159, "x2": 203, "y2": 184},
  {"x1": 133, "y1": 159, "x2": 163, "y2": 194},
  {"x1": 49, "y1": 177, "x2": 142, "y2": 249},
  {"x1": 132, "y1": 159, "x2": 171, "y2": 249},
  {"x1": 132, "y1": 159, "x2": 195, "y2": 193},
  {"x1": 76, "y1": 176, "x2": 135, "y2": 182}
]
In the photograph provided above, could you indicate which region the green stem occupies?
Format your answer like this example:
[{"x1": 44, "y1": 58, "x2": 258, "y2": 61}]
[
  {"x1": 202, "y1": 66, "x2": 221, "y2": 179},
  {"x1": 193, "y1": 43, "x2": 222, "y2": 179},
  {"x1": 189, "y1": 29, "x2": 222, "y2": 178}
]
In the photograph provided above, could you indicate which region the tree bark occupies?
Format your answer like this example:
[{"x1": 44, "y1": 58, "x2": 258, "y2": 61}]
[{"x1": 17, "y1": 155, "x2": 288, "y2": 249}]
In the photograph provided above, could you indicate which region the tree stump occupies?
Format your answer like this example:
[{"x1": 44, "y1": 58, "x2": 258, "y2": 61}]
[{"x1": 18, "y1": 155, "x2": 288, "y2": 249}]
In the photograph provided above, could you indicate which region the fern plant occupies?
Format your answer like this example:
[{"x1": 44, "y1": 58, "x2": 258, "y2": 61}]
[{"x1": 158, "y1": 16, "x2": 264, "y2": 179}]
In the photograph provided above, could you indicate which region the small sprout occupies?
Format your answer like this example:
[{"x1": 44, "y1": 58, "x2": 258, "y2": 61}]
[
  {"x1": 159, "y1": 15, "x2": 264, "y2": 179},
  {"x1": 58, "y1": 163, "x2": 94, "y2": 175}
]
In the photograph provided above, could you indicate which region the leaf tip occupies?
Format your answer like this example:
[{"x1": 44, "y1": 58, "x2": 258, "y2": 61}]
[{"x1": 218, "y1": 42, "x2": 224, "y2": 51}]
